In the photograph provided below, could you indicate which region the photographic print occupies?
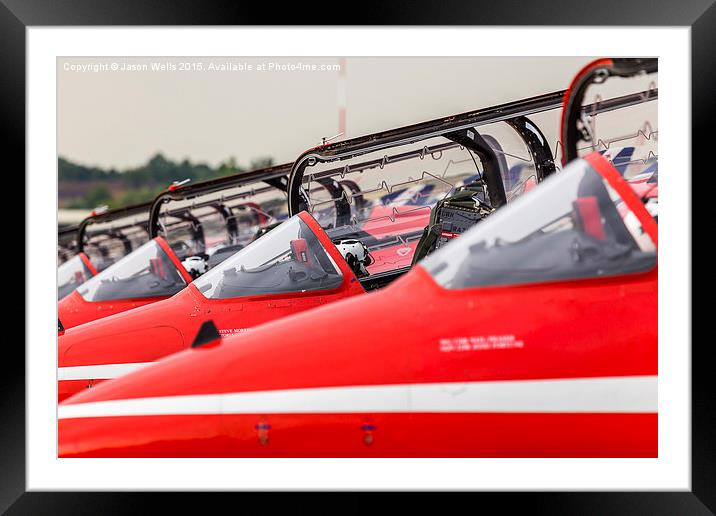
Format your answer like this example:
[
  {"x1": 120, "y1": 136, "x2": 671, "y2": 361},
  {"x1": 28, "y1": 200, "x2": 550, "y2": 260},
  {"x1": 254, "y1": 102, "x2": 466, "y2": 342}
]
[
  {"x1": 0, "y1": 6, "x2": 701, "y2": 508},
  {"x1": 55, "y1": 56, "x2": 658, "y2": 458},
  {"x1": 0, "y1": 0, "x2": 707, "y2": 504}
]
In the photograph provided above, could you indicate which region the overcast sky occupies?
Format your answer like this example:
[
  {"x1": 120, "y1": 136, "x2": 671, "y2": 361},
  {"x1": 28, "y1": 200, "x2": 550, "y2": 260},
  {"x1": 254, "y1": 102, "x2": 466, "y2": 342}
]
[{"x1": 58, "y1": 57, "x2": 596, "y2": 170}]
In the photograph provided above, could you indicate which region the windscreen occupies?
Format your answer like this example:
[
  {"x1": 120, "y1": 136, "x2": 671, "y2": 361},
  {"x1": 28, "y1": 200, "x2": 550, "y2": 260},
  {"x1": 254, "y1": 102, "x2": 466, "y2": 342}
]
[
  {"x1": 57, "y1": 254, "x2": 94, "y2": 300},
  {"x1": 300, "y1": 121, "x2": 539, "y2": 273},
  {"x1": 422, "y1": 158, "x2": 656, "y2": 290},
  {"x1": 77, "y1": 239, "x2": 188, "y2": 302},
  {"x1": 194, "y1": 215, "x2": 343, "y2": 299}
]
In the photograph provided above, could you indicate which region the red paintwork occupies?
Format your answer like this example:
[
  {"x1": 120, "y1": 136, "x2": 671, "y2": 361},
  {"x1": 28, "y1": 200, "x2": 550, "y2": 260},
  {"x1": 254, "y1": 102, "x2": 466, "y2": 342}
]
[
  {"x1": 59, "y1": 154, "x2": 658, "y2": 457},
  {"x1": 58, "y1": 290, "x2": 168, "y2": 332},
  {"x1": 57, "y1": 237, "x2": 193, "y2": 330},
  {"x1": 57, "y1": 212, "x2": 365, "y2": 403},
  {"x1": 60, "y1": 412, "x2": 655, "y2": 458}
]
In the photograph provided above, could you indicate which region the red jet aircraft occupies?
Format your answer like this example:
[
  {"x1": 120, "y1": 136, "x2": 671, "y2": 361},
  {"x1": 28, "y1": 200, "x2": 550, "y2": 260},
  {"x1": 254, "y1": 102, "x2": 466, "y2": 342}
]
[
  {"x1": 56, "y1": 83, "x2": 654, "y2": 403},
  {"x1": 58, "y1": 237, "x2": 196, "y2": 329},
  {"x1": 57, "y1": 164, "x2": 293, "y2": 329},
  {"x1": 58, "y1": 152, "x2": 658, "y2": 457},
  {"x1": 57, "y1": 211, "x2": 365, "y2": 402},
  {"x1": 57, "y1": 201, "x2": 152, "y2": 301},
  {"x1": 55, "y1": 89, "x2": 569, "y2": 402}
]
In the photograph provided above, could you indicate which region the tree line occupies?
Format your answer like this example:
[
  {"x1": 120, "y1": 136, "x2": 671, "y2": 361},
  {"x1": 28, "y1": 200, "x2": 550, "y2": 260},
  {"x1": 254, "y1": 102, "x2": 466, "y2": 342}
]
[{"x1": 59, "y1": 153, "x2": 274, "y2": 209}]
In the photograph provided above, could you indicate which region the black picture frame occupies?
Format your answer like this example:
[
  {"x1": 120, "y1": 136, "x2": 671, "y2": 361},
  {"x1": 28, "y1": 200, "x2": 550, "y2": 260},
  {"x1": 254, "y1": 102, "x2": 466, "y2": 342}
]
[{"x1": 4, "y1": 1, "x2": 707, "y2": 513}]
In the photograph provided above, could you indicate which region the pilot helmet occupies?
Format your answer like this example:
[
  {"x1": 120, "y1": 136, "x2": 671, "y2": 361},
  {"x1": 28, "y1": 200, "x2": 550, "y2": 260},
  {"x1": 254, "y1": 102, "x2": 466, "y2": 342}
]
[
  {"x1": 182, "y1": 255, "x2": 208, "y2": 279},
  {"x1": 334, "y1": 239, "x2": 373, "y2": 278}
]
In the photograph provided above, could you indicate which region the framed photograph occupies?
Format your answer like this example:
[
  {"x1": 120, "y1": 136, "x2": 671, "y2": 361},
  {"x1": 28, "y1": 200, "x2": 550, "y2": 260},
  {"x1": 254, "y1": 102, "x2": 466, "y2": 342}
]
[{"x1": 5, "y1": 0, "x2": 707, "y2": 512}]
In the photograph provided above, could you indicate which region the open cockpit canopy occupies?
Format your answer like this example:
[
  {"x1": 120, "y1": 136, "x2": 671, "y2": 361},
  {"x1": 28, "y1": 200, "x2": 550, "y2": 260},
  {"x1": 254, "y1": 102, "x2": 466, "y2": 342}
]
[
  {"x1": 283, "y1": 60, "x2": 659, "y2": 275},
  {"x1": 78, "y1": 202, "x2": 152, "y2": 272},
  {"x1": 560, "y1": 58, "x2": 658, "y2": 176},
  {"x1": 287, "y1": 93, "x2": 578, "y2": 277},
  {"x1": 148, "y1": 164, "x2": 298, "y2": 272}
]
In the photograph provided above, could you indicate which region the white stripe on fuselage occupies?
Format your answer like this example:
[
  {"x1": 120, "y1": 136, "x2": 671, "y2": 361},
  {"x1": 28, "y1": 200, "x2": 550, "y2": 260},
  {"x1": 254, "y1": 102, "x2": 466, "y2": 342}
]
[
  {"x1": 58, "y1": 362, "x2": 154, "y2": 381},
  {"x1": 58, "y1": 375, "x2": 657, "y2": 419}
]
